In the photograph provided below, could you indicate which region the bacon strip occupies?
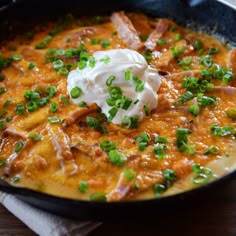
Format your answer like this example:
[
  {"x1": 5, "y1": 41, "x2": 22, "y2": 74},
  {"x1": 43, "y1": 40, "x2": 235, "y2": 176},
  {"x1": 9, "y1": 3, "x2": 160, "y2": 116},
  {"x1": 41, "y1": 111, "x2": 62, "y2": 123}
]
[
  {"x1": 62, "y1": 103, "x2": 98, "y2": 126},
  {"x1": 145, "y1": 19, "x2": 170, "y2": 51},
  {"x1": 47, "y1": 125, "x2": 78, "y2": 176},
  {"x1": 111, "y1": 11, "x2": 143, "y2": 50},
  {"x1": 107, "y1": 173, "x2": 132, "y2": 201}
]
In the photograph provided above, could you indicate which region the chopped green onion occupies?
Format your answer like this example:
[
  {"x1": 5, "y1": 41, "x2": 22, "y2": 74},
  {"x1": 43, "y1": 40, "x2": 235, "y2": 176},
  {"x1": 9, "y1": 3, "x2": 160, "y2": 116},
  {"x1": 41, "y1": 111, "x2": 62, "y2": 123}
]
[
  {"x1": 6, "y1": 116, "x2": 12, "y2": 122},
  {"x1": 78, "y1": 60, "x2": 87, "y2": 70},
  {"x1": 0, "y1": 87, "x2": 7, "y2": 95},
  {"x1": 35, "y1": 35, "x2": 52, "y2": 49},
  {"x1": 52, "y1": 59, "x2": 64, "y2": 71},
  {"x1": 153, "y1": 184, "x2": 166, "y2": 195},
  {"x1": 10, "y1": 175, "x2": 21, "y2": 184},
  {"x1": 121, "y1": 116, "x2": 138, "y2": 129},
  {"x1": 108, "y1": 107, "x2": 118, "y2": 122},
  {"x1": 86, "y1": 116, "x2": 100, "y2": 129},
  {"x1": 143, "y1": 51, "x2": 153, "y2": 61},
  {"x1": 200, "y1": 55, "x2": 214, "y2": 67},
  {"x1": 193, "y1": 40, "x2": 203, "y2": 50},
  {"x1": 28, "y1": 132, "x2": 42, "y2": 141},
  {"x1": 143, "y1": 105, "x2": 150, "y2": 116},
  {"x1": 108, "y1": 150, "x2": 126, "y2": 166},
  {"x1": 0, "y1": 158, "x2": 7, "y2": 167},
  {"x1": 0, "y1": 119, "x2": 5, "y2": 130},
  {"x1": 155, "y1": 136, "x2": 168, "y2": 144},
  {"x1": 208, "y1": 48, "x2": 219, "y2": 55},
  {"x1": 106, "y1": 75, "x2": 116, "y2": 86},
  {"x1": 90, "y1": 193, "x2": 107, "y2": 202},
  {"x1": 192, "y1": 164, "x2": 213, "y2": 185},
  {"x1": 157, "y1": 38, "x2": 167, "y2": 45},
  {"x1": 58, "y1": 67, "x2": 69, "y2": 76},
  {"x1": 140, "y1": 35, "x2": 148, "y2": 42},
  {"x1": 79, "y1": 181, "x2": 88, "y2": 193},
  {"x1": 136, "y1": 132, "x2": 150, "y2": 151},
  {"x1": 3, "y1": 98, "x2": 12, "y2": 107},
  {"x1": 124, "y1": 168, "x2": 136, "y2": 181},
  {"x1": 47, "y1": 116, "x2": 61, "y2": 124},
  {"x1": 28, "y1": 62, "x2": 36, "y2": 70},
  {"x1": 39, "y1": 97, "x2": 50, "y2": 107},
  {"x1": 78, "y1": 101, "x2": 87, "y2": 107},
  {"x1": 59, "y1": 95, "x2": 70, "y2": 105},
  {"x1": 163, "y1": 169, "x2": 177, "y2": 186},
  {"x1": 50, "y1": 102, "x2": 58, "y2": 113},
  {"x1": 9, "y1": 54, "x2": 23, "y2": 61},
  {"x1": 204, "y1": 145, "x2": 219, "y2": 155},
  {"x1": 197, "y1": 94, "x2": 216, "y2": 107},
  {"x1": 16, "y1": 104, "x2": 25, "y2": 115},
  {"x1": 108, "y1": 86, "x2": 122, "y2": 99},
  {"x1": 153, "y1": 145, "x2": 165, "y2": 159},
  {"x1": 176, "y1": 128, "x2": 191, "y2": 151},
  {"x1": 101, "y1": 40, "x2": 110, "y2": 48},
  {"x1": 125, "y1": 70, "x2": 132, "y2": 81},
  {"x1": 45, "y1": 86, "x2": 57, "y2": 98},
  {"x1": 210, "y1": 124, "x2": 234, "y2": 137},
  {"x1": 174, "y1": 33, "x2": 181, "y2": 42},
  {"x1": 174, "y1": 91, "x2": 194, "y2": 106},
  {"x1": 121, "y1": 97, "x2": 132, "y2": 110},
  {"x1": 26, "y1": 101, "x2": 38, "y2": 112},
  {"x1": 70, "y1": 87, "x2": 82, "y2": 99},
  {"x1": 91, "y1": 37, "x2": 101, "y2": 45},
  {"x1": 100, "y1": 56, "x2": 111, "y2": 64},
  {"x1": 14, "y1": 141, "x2": 24, "y2": 153},
  {"x1": 226, "y1": 109, "x2": 236, "y2": 120},
  {"x1": 99, "y1": 140, "x2": 116, "y2": 152},
  {"x1": 188, "y1": 104, "x2": 200, "y2": 117}
]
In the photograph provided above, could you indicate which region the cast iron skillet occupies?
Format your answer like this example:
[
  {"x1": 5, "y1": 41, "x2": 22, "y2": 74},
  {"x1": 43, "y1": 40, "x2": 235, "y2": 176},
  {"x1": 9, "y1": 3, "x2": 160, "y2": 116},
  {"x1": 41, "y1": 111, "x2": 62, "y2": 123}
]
[{"x1": 0, "y1": 0, "x2": 235, "y2": 220}]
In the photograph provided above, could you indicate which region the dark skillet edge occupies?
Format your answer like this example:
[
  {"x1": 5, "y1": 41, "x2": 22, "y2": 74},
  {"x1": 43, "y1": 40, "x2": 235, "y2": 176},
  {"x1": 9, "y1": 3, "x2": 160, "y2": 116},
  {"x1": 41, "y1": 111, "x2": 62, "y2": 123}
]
[
  {"x1": 0, "y1": 0, "x2": 236, "y2": 220},
  {"x1": 0, "y1": 170, "x2": 235, "y2": 221}
]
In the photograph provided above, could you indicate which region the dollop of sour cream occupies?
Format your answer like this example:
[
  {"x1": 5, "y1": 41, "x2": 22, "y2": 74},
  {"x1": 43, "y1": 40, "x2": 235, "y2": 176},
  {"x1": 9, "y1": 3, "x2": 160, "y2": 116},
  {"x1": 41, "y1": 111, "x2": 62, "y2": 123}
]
[{"x1": 67, "y1": 49, "x2": 161, "y2": 124}]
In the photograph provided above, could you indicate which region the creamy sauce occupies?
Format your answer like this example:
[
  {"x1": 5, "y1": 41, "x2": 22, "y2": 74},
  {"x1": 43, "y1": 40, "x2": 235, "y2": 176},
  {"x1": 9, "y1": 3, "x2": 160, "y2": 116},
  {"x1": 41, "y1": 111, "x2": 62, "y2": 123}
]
[{"x1": 67, "y1": 49, "x2": 161, "y2": 124}]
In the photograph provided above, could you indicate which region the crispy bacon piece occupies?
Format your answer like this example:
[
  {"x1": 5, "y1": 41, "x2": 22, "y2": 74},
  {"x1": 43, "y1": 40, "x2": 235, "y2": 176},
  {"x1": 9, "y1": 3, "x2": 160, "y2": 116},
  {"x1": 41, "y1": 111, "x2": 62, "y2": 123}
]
[
  {"x1": 47, "y1": 125, "x2": 78, "y2": 176},
  {"x1": 107, "y1": 173, "x2": 132, "y2": 201},
  {"x1": 62, "y1": 103, "x2": 98, "y2": 126},
  {"x1": 111, "y1": 11, "x2": 143, "y2": 50},
  {"x1": 144, "y1": 19, "x2": 170, "y2": 51},
  {"x1": 214, "y1": 86, "x2": 236, "y2": 95},
  {"x1": 227, "y1": 49, "x2": 236, "y2": 86}
]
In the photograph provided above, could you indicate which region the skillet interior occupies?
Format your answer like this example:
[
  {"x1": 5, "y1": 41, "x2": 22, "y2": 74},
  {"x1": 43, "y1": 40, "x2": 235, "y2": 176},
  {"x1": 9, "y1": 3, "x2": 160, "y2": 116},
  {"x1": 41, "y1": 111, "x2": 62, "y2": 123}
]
[{"x1": 0, "y1": 0, "x2": 235, "y2": 220}]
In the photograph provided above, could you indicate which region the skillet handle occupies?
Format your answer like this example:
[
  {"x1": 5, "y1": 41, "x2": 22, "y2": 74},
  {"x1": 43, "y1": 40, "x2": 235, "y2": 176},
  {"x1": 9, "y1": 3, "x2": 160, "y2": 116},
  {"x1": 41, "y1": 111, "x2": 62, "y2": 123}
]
[
  {"x1": 182, "y1": 0, "x2": 236, "y2": 9},
  {"x1": 0, "y1": 0, "x2": 22, "y2": 12}
]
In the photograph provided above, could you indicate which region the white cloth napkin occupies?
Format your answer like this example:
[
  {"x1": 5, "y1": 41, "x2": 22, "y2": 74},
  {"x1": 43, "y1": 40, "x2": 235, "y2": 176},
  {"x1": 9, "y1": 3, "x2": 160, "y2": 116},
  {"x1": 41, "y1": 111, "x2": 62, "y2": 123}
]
[{"x1": 0, "y1": 192, "x2": 101, "y2": 236}]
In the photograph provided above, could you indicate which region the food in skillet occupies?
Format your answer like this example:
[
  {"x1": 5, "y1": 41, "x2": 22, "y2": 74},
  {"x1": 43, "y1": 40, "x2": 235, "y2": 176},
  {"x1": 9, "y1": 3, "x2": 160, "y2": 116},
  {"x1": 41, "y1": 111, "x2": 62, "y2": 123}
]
[{"x1": 0, "y1": 11, "x2": 235, "y2": 201}]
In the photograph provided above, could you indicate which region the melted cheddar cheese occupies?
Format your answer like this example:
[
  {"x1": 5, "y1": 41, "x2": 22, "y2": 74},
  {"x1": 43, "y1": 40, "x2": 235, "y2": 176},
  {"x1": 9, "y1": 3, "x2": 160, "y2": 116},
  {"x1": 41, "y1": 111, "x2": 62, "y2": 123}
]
[{"x1": 0, "y1": 12, "x2": 235, "y2": 201}]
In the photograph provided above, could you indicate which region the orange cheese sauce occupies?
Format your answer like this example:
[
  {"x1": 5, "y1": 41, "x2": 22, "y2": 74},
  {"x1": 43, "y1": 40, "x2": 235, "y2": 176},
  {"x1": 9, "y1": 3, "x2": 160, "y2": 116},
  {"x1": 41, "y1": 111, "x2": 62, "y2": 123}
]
[{"x1": 0, "y1": 12, "x2": 235, "y2": 201}]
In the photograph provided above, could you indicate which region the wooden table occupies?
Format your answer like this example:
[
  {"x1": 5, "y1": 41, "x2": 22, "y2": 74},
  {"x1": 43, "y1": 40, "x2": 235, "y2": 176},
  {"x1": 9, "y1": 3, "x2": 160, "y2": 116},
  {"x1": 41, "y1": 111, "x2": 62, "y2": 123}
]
[{"x1": 0, "y1": 176, "x2": 236, "y2": 236}]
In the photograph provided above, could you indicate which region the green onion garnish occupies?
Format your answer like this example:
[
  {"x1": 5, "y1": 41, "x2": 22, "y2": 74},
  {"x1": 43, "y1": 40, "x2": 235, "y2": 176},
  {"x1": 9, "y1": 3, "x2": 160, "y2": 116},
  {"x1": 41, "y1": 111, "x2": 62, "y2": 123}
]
[
  {"x1": 50, "y1": 102, "x2": 58, "y2": 113},
  {"x1": 28, "y1": 62, "x2": 36, "y2": 70},
  {"x1": 210, "y1": 124, "x2": 234, "y2": 137},
  {"x1": 45, "y1": 86, "x2": 57, "y2": 98},
  {"x1": 14, "y1": 141, "x2": 24, "y2": 153},
  {"x1": 101, "y1": 40, "x2": 110, "y2": 48},
  {"x1": 226, "y1": 109, "x2": 236, "y2": 120},
  {"x1": 86, "y1": 116, "x2": 100, "y2": 129},
  {"x1": 108, "y1": 150, "x2": 126, "y2": 166},
  {"x1": 79, "y1": 181, "x2": 88, "y2": 193},
  {"x1": 90, "y1": 193, "x2": 107, "y2": 202},
  {"x1": 99, "y1": 140, "x2": 116, "y2": 152},
  {"x1": 70, "y1": 87, "x2": 82, "y2": 99},
  {"x1": 124, "y1": 168, "x2": 136, "y2": 181},
  {"x1": 47, "y1": 116, "x2": 61, "y2": 124},
  {"x1": 16, "y1": 104, "x2": 25, "y2": 115},
  {"x1": 28, "y1": 132, "x2": 42, "y2": 141},
  {"x1": 153, "y1": 184, "x2": 166, "y2": 195},
  {"x1": 188, "y1": 104, "x2": 200, "y2": 117},
  {"x1": 204, "y1": 145, "x2": 220, "y2": 155}
]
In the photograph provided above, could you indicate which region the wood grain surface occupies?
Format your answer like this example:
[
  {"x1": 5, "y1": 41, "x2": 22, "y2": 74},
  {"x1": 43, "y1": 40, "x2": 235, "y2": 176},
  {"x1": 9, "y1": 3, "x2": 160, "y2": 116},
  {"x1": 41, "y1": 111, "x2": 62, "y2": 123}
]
[{"x1": 0, "y1": 176, "x2": 236, "y2": 236}]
